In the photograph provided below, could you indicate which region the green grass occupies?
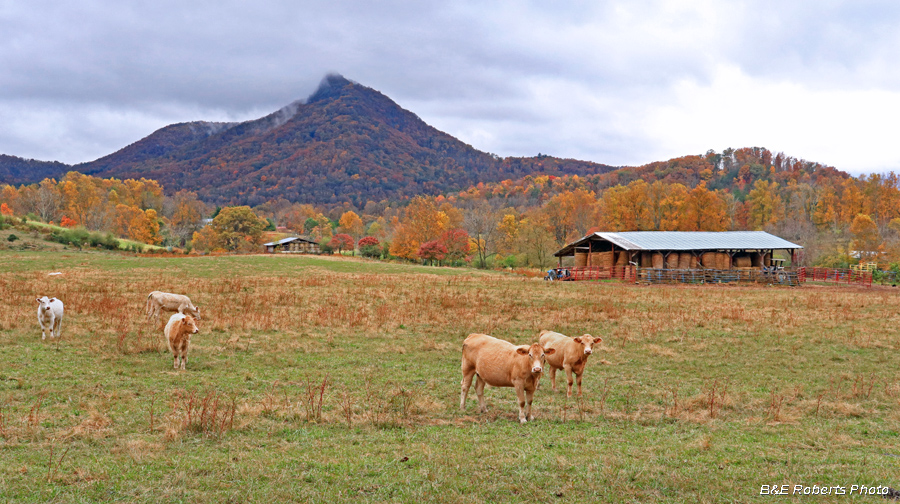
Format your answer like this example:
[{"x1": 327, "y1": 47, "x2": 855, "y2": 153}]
[{"x1": 1, "y1": 250, "x2": 898, "y2": 502}]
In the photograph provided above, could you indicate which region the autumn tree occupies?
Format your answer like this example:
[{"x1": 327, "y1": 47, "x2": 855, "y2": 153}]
[
  {"x1": 210, "y1": 206, "x2": 268, "y2": 252},
  {"x1": 681, "y1": 183, "x2": 728, "y2": 231},
  {"x1": 329, "y1": 233, "x2": 354, "y2": 254},
  {"x1": 850, "y1": 214, "x2": 882, "y2": 261},
  {"x1": 338, "y1": 211, "x2": 364, "y2": 240},
  {"x1": 167, "y1": 190, "x2": 207, "y2": 245},
  {"x1": 747, "y1": 180, "x2": 784, "y2": 230},
  {"x1": 358, "y1": 236, "x2": 381, "y2": 258},
  {"x1": 462, "y1": 200, "x2": 499, "y2": 268},
  {"x1": 439, "y1": 228, "x2": 471, "y2": 263},
  {"x1": 418, "y1": 240, "x2": 448, "y2": 265}
]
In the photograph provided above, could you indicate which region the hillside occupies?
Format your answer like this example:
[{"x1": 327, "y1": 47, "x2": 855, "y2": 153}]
[
  {"x1": 64, "y1": 74, "x2": 613, "y2": 206},
  {"x1": 0, "y1": 155, "x2": 71, "y2": 185}
]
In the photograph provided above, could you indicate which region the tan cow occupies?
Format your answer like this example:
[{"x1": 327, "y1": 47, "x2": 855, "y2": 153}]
[
  {"x1": 146, "y1": 291, "x2": 201, "y2": 323},
  {"x1": 165, "y1": 313, "x2": 199, "y2": 370},
  {"x1": 460, "y1": 333, "x2": 555, "y2": 423},
  {"x1": 539, "y1": 330, "x2": 602, "y2": 397}
]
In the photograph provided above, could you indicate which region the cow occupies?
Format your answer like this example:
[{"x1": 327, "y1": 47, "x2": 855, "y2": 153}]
[
  {"x1": 538, "y1": 330, "x2": 602, "y2": 397},
  {"x1": 36, "y1": 296, "x2": 64, "y2": 340},
  {"x1": 146, "y1": 291, "x2": 201, "y2": 323},
  {"x1": 460, "y1": 333, "x2": 555, "y2": 423},
  {"x1": 164, "y1": 313, "x2": 199, "y2": 370}
]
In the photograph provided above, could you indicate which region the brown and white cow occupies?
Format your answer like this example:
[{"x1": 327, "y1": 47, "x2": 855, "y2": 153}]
[
  {"x1": 460, "y1": 333, "x2": 555, "y2": 423},
  {"x1": 165, "y1": 313, "x2": 199, "y2": 370},
  {"x1": 538, "y1": 330, "x2": 602, "y2": 397},
  {"x1": 146, "y1": 291, "x2": 201, "y2": 323}
]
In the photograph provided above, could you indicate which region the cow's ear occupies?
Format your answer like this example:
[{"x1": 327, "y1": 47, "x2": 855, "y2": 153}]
[
  {"x1": 574, "y1": 337, "x2": 582, "y2": 344},
  {"x1": 36, "y1": 298, "x2": 41, "y2": 303},
  {"x1": 594, "y1": 336, "x2": 603, "y2": 344},
  {"x1": 49, "y1": 298, "x2": 56, "y2": 302},
  {"x1": 516, "y1": 347, "x2": 529, "y2": 355},
  {"x1": 544, "y1": 348, "x2": 556, "y2": 355}
]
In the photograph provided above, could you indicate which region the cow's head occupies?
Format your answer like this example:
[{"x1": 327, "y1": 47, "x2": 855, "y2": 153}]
[
  {"x1": 517, "y1": 343, "x2": 555, "y2": 374},
  {"x1": 189, "y1": 306, "x2": 201, "y2": 320},
  {"x1": 573, "y1": 334, "x2": 602, "y2": 356},
  {"x1": 182, "y1": 315, "x2": 200, "y2": 334},
  {"x1": 36, "y1": 296, "x2": 55, "y2": 313}
]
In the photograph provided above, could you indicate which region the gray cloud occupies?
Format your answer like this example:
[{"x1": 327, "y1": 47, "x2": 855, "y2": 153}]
[{"x1": 0, "y1": 0, "x2": 898, "y2": 172}]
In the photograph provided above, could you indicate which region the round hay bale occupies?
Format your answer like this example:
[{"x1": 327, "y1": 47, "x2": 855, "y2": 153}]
[
  {"x1": 641, "y1": 251, "x2": 652, "y2": 268},
  {"x1": 664, "y1": 254, "x2": 678, "y2": 269},
  {"x1": 734, "y1": 256, "x2": 751, "y2": 268},
  {"x1": 616, "y1": 251, "x2": 629, "y2": 266},
  {"x1": 717, "y1": 252, "x2": 732, "y2": 270},
  {"x1": 764, "y1": 253, "x2": 772, "y2": 267},
  {"x1": 690, "y1": 255, "x2": 700, "y2": 269},
  {"x1": 652, "y1": 252, "x2": 664, "y2": 269},
  {"x1": 701, "y1": 252, "x2": 717, "y2": 268},
  {"x1": 751, "y1": 253, "x2": 763, "y2": 267},
  {"x1": 601, "y1": 251, "x2": 615, "y2": 268},
  {"x1": 678, "y1": 252, "x2": 692, "y2": 269},
  {"x1": 575, "y1": 252, "x2": 588, "y2": 267}
]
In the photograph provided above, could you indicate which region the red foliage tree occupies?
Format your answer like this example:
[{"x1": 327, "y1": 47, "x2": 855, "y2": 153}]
[
  {"x1": 329, "y1": 233, "x2": 355, "y2": 254},
  {"x1": 60, "y1": 216, "x2": 77, "y2": 228},
  {"x1": 439, "y1": 228, "x2": 471, "y2": 262},
  {"x1": 418, "y1": 240, "x2": 448, "y2": 265}
]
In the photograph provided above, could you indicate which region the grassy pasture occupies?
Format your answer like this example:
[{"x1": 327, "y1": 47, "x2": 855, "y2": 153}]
[{"x1": 0, "y1": 250, "x2": 899, "y2": 503}]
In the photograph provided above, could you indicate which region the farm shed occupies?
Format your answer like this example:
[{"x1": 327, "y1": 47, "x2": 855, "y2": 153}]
[
  {"x1": 264, "y1": 236, "x2": 321, "y2": 254},
  {"x1": 554, "y1": 231, "x2": 803, "y2": 284}
]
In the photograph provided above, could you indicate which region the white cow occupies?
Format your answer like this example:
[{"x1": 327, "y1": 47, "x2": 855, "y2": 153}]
[
  {"x1": 146, "y1": 291, "x2": 201, "y2": 323},
  {"x1": 36, "y1": 296, "x2": 64, "y2": 340}
]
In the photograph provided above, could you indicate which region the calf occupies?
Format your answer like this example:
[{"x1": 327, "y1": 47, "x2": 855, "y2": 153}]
[
  {"x1": 539, "y1": 330, "x2": 602, "y2": 397},
  {"x1": 36, "y1": 296, "x2": 64, "y2": 340},
  {"x1": 165, "y1": 313, "x2": 199, "y2": 370},
  {"x1": 460, "y1": 333, "x2": 555, "y2": 423},
  {"x1": 146, "y1": 291, "x2": 201, "y2": 323}
]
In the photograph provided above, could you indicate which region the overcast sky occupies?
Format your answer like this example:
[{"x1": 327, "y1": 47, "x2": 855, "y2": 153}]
[{"x1": 2, "y1": 1, "x2": 899, "y2": 174}]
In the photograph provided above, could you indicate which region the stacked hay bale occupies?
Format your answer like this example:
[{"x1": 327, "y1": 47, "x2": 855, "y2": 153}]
[
  {"x1": 574, "y1": 252, "x2": 588, "y2": 267},
  {"x1": 640, "y1": 251, "x2": 652, "y2": 267},
  {"x1": 751, "y1": 252, "x2": 763, "y2": 268},
  {"x1": 652, "y1": 252, "x2": 664, "y2": 269},
  {"x1": 590, "y1": 251, "x2": 615, "y2": 269},
  {"x1": 733, "y1": 256, "x2": 752, "y2": 268},
  {"x1": 677, "y1": 252, "x2": 692, "y2": 269},
  {"x1": 716, "y1": 252, "x2": 732, "y2": 270},
  {"x1": 664, "y1": 254, "x2": 678, "y2": 269},
  {"x1": 690, "y1": 255, "x2": 700, "y2": 269},
  {"x1": 616, "y1": 251, "x2": 629, "y2": 266},
  {"x1": 701, "y1": 252, "x2": 717, "y2": 268}
]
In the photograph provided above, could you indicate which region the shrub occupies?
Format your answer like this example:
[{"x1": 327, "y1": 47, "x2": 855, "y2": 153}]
[
  {"x1": 7, "y1": 234, "x2": 18, "y2": 242},
  {"x1": 358, "y1": 236, "x2": 381, "y2": 258}
]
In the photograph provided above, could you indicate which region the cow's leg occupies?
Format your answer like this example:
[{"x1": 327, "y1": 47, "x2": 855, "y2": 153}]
[
  {"x1": 173, "y1": 354, "x2": 178, "y2": 369},
  {"x1": 515, "y1": 385, "x2": 528, "y2": 423},
  {"x1": 525, "y1": 386, "x2": 535, "y2": 422},
  {"x1": 575, "y1": 371, "x2": 584, "y2": 397},
  {"x1": 564, "y1": 365, "x2": 574, "y2": 397},
  {"x1": 54, "y1": 317, "x2": 61, "y2": 339},
  {"x1": 41, "y1": 323, "x2": 47, "y2": 340},
  {"x1": 460, "y1": 362, "x2": 476, "y2": 410},
  {"x1": 549, "y1": 367, "x2": 558, "y2": 392},
  {"x1": 475, "y1": 375, "x2": 487, "y2": 413},
  {"x1": 181, "y1": 353, "x2": 187, "y2": 370}
]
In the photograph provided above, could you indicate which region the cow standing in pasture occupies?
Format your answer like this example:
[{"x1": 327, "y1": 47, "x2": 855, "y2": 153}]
[
  {"x1": 460, "y1": 333, "x2": 555, "y2": 423},
  {"x1": 36, "y1": 296, "x2": 64, "y2": 340},
  {"x1": 146, "y1": 291, "x2": 201, "y2": 323},
  {"x1": 165, "y1": 313, "x2": 199, "y2": 370},
  {"x1": 539, "y1": 330, "x2": 602, "y2": 397}
]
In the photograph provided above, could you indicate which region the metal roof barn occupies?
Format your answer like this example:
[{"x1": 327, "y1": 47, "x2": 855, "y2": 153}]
[{"x1": 555, "y1": 231, "x2": 803, "y2": 257}]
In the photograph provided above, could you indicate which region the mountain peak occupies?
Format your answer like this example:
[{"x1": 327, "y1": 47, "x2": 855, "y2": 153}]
[{"x1": 306, "y1": 73, "x2": 355, "y2": 104}]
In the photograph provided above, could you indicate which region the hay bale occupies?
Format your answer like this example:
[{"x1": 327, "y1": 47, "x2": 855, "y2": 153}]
[
  {"x1": 678, "y1": 252, "x2": 692, "y2": 269},
  {"x1": 764, "y1": 253, "x2": 772, "y2": 267},
  {"x1": 616, "y1": 251, "x2": 629, "y2": 266},
  {"x1": 641, "y1": 251, "x2": 652, "y2": 268},
  {"x1": 652, "y1": 252, "x2": 664, "y2": 269},
  {"x1": 701, "y1": 252, "x2": 717, "y2": 268},
  {"x1": 664, "y1": 254, "x2": 678, "y2": 269},
  {"x1": 601, "y1": 251, "x2": 615, "y2": 268},
  {"x1": 574, "y1": 252, "x2": 588, "y2": 267},
  {"x1": 690, "y1": 255, "x2": 700, "y2": 269},
  {"x1": 734, "y1": 256, "x2": 752, "y2": 268},
  {"x1": 751, "y1": 253, "x2": 763, "y2": 267},
  {"x1": 717, "y1": 252, "x2": 732, "y2": 270}
]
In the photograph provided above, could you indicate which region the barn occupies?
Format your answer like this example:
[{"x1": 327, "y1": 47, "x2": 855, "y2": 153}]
[
  {"x1": 553, "y1": 231, "x2": 804, "y2": 284},
  {"x1": 263, "y1": 236, "x2": 322, "y2": 254}
]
